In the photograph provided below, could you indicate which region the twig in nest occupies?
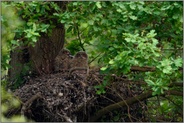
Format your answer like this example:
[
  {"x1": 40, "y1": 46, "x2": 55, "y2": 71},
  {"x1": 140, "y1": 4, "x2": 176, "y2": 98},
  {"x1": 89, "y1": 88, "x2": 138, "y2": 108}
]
[
  {"x1": 58, "y1": 112, "x2": 73, "y2": 122},
  {"x1": 21, "y1": 92, "x2": 42, "y2": 117},
  {"x1": 68, "y1": 67, "x2": 88, "y2": 79},
  {"x1": 74, "y1": 96, "x2": 96, "y2": 112}
]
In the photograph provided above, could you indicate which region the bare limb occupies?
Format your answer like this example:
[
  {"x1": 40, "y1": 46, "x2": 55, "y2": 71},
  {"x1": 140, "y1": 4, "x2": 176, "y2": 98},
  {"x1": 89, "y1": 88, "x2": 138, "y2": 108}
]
[
  {"x1": 130, "y1": 66, "x2": 156, "y2": 72},
  {"x1": 90, "y1": 90, "x2": 183, "y2": 121}
]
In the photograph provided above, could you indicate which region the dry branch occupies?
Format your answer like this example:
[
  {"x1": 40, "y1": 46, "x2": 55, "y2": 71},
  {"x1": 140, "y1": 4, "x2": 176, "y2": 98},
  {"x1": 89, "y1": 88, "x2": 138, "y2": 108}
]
[
  {"x1": 90, "y1": 89, "x2": 183, "y2": 121},
  {"x1": 131, "y1": 66, "x2": 156, "y2": 72}
]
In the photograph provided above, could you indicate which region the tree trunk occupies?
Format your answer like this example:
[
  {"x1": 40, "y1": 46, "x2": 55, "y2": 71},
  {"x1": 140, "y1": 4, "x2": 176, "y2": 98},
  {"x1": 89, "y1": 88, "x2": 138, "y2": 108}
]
[
  {"x1": 8, "y1": 1, "x2": 67, "y2": 83},
  {"x1": 8, "y1": 47, "x2": 25, "y2": 83},
  {"x1": 30, "y1": 26, "x2": 65, "y2": 74}
]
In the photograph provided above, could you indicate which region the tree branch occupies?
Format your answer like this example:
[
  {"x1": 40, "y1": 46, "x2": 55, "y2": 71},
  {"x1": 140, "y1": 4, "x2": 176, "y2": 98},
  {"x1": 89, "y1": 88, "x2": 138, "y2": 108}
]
[
  {"x1": 90, "y1": 90, "x2": 183, "y2": 121},
  {"x1": 88, "y1": 53, "x2": 102, "y2": 65},
  {"x1": 169, "y1": 82, "x2": 183, "y2": 87},
  {"x1": 130, "y1": 66, "x2": 156, "y2": 72}
]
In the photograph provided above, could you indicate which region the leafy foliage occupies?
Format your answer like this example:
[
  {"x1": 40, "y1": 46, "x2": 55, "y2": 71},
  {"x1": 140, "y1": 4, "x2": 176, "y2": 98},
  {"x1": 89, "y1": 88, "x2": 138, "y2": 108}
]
[
  {"x1": 1, "y1": 86, "x2": 30, "y2": 122},
  {"x1": 11, "y1": 1, "x2": 62, "y2": 46},
  {"x1": 1, "y1": 2, "x2": 23, "y2": 75},
  {"x1": 56, "y1": 2, "x2": 182, "y2": 121},
  {"x1": 1, "y1": 1, "x2": 183, "y2": 122},
  {"x1": 55, "y1": 1, "x2": 183, "y2": 96},
  {"x1": 1, "y1": 1, "x2": 64, "y2": 88},
  {"x1": 2, "y1": 1, "x2": 182, "y2": 94},
  {"x1": 1, "y1": 3, "x2": 29, "y2": 122}
]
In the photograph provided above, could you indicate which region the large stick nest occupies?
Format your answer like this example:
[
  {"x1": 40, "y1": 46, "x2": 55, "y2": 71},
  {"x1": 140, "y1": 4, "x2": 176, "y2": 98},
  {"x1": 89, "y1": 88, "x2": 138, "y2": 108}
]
[{"x1": 14, "y1": 69, "x2": 145, "y2": 122}]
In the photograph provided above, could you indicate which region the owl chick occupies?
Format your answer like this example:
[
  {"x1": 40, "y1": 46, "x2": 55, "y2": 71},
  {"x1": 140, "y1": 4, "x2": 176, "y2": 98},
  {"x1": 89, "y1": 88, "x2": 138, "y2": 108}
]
[
  {"x1": 54, "y1": 49, "x2": 72, "y2": 72},
  {"x1": 69, "y1": 51, "x2": 89, "y2": 79},
  {"x1": 70, "y1": 51, "x2": 88, "y2": 68}
]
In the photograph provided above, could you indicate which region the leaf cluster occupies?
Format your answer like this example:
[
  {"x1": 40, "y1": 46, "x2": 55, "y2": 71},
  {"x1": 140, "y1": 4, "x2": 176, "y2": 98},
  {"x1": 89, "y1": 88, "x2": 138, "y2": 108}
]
[{"x1": 58, "y1": 1, "x2": 182, "y2": 95}]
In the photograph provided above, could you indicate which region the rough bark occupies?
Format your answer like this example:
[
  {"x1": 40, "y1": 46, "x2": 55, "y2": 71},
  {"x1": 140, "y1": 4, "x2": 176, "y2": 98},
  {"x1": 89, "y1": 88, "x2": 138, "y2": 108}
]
[
  {"x1": 28, "y1": 26, "x2": 65, "y2": 74},
  {"x1": 8, "y1": 1, "x2": 67, "y2": 82}
]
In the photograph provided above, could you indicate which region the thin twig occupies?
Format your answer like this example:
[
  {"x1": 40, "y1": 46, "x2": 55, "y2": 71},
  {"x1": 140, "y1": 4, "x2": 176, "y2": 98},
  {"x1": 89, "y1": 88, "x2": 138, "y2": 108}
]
[
  {"x1": 21, "y1": 92, "x2": 42, "y2": 116},
  {"x1": 76, "y1": 24, "x2": 85, "y2": 51},
  {"x1": 89, "y1": 53, "x2": 103, "y2": 65}
]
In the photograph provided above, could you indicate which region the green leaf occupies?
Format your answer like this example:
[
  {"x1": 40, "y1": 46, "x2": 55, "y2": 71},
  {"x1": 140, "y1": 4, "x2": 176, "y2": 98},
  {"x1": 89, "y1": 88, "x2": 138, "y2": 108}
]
[
  {"x1": 163, "y1": 65, "x2": 172, "y2": 74},
  {"x1": 152, "y1": 91, "x2": 157, "y2": 96},
  {"x1": 111, "y1": 29, "x2": 117, "y2": 34},
  {"x1": 31, "y1": 31, "x2": 39, "y2": 36},
  {"x1": 93, "y1": 26, "x2": 99, "y2": 31},
  {"x1": 73, "y1": 2, "x2": 78, "y2": 6},
  {"x1": 26, "y1": 32, "x2": 32, "y2": 38},
  {"x1": 96, "y1": 2, "x2": 102, "y2": 9},
  {"x1": 162, "y1": 86, "x2": 169, "y2": 90},
  {"x1": 40, "y1": 24, "x2": 50, "y2": 32},
  {"x1": 32, "y1": 37, "x2": 37, "y2": 42},
  {"x1": 161, "y1": 88, "x2": 164, "y2": 94},
  {"x1": 67, "y1": 26, "x2": 73, "y2": 33},
  {"x1": 88, "y1": 20, "x2": 94, "y2": 25},
  {"x1": 138, "y1": 42, "x2": 146, "y2": 50},
  {"x1": 155, "y1": 87, "x2": 162, "y2": 94},
  {"x1": 60, "y1": 20, "x2": 66, "y2": 23},
  {"x1": 10, "y1": 40, "x2": 18, "y2": 45},
  {"x1": 100, "y1": 66, "x2": 107, "y2": 71},
  {"x1": 109, "y1": 60, "x2": 114, "y2": 65},
  {"x1": 36, "y1": 5, "x2": 40, "y2": 13},
  {"x1": 174, "y1": 58, "x2": 182, "y2": 67},
  {"x1": 94, "y1": 85, "x2": 101, "y2": 89},
  {"x1": 109, "y1": 47, "x2": 114, "y2": 51},
  {"x1": 129, "y1": 15, "x2": 137, "y2": 20},
  {"x1": 102, "y1": 90, "x2": 106, "y2": 94},
  {"x1": 146, "y1": 79, "x2": 155, "y2": 86},
  {"x1": 153, "y1": 10, "x2": 160, "y2": 15},
  {"x1": 130, "y1": 3, "x2": 136, "y2": 10},
  {"x1": 161, "y1": 59, "x2": 171, "y2": 66},
  {"x1": 116, "y1": 9, "x2": 122, "y2": 13},
  {"x1": 33, "y1": 23, "x2": 37, "y2": 31},
  {"x1": 96, "y1": 90, "x2": 102, "y2": 95},
  {"x1": 147, "y1": 30, "x2": 157, "y2": 38},
  {"x1": 152, "y1": 38, "x2": 158, "y2": 45},
  {"x1": 172, "y1": 14, "x2": 179, "y2": 19},
  {"x1": 125, "y1": 38, "x2": 131, "y2": 42}
]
